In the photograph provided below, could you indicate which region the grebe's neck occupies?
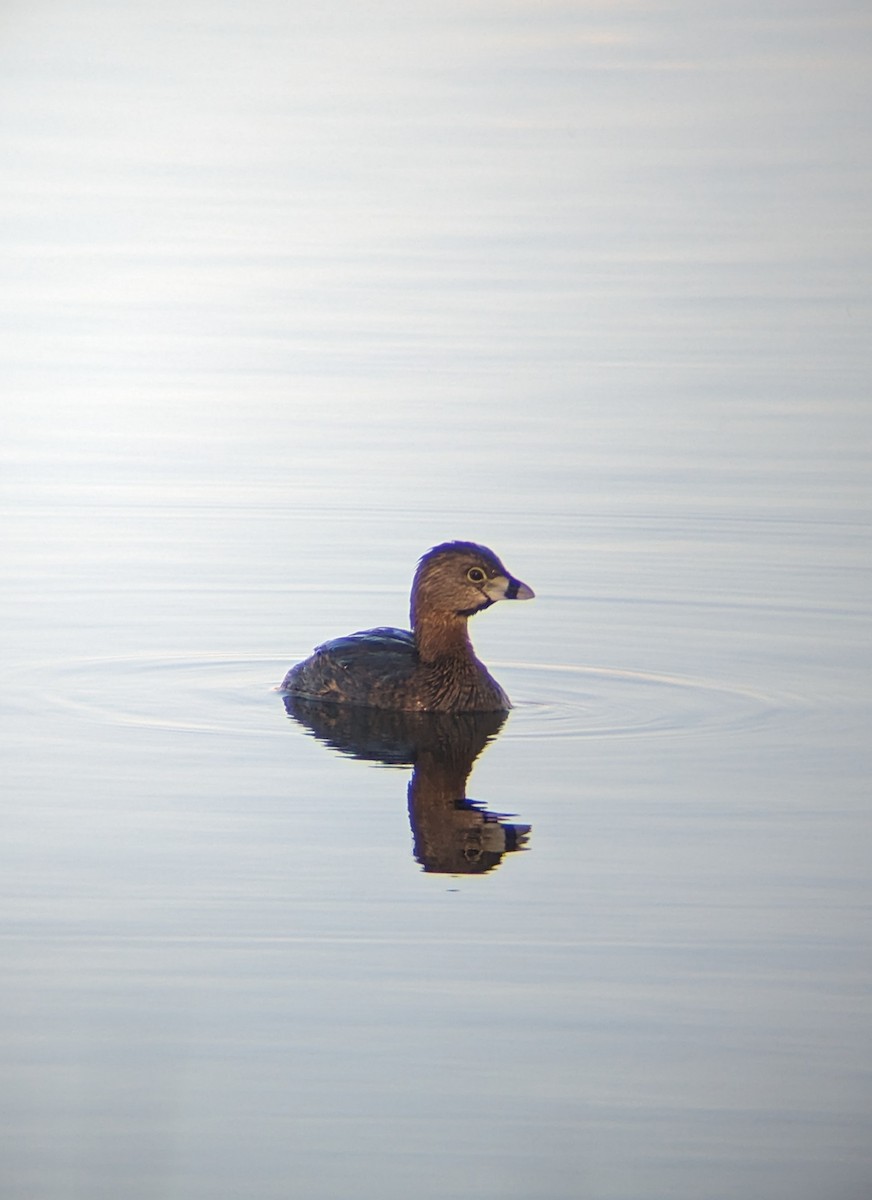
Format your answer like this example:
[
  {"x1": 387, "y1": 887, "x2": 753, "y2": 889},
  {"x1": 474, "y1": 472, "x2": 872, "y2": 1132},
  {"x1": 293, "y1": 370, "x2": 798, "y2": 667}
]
[{"x1": 413, "y1": 612, "x2": 474, "y2": 664}]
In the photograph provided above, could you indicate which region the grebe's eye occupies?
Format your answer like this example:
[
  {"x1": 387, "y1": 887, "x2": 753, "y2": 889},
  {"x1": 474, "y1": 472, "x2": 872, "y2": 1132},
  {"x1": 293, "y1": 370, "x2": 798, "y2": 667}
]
[{"x1": 467, "y1": 566, "x2": 486, "y2": 583}]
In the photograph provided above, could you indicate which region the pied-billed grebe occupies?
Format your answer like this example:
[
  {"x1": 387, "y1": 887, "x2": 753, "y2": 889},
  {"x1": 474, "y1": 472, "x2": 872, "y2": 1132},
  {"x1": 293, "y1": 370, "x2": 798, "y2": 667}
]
[{"x1": 280, "y1": 541, "x2": 534, "y2": 713}]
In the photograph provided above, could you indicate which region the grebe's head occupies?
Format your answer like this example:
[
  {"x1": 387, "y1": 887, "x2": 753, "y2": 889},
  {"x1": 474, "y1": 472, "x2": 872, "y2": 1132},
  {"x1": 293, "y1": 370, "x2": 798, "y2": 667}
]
[{"x1": 410, "y1": 541, "x2": 534, "y2": 629}]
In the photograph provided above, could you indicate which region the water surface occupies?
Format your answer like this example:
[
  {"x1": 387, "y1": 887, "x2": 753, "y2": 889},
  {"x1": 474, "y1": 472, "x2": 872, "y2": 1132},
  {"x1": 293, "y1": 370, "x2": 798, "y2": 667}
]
[{"x1": 1, "y1": 2, "x2": 871, "y2": 1198}]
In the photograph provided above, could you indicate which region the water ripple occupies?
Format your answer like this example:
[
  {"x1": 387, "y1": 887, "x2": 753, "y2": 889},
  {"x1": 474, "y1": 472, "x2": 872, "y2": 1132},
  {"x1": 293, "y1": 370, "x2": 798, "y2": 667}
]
[
  {"x1": 7, "y1": 654, "x2": 795, "y2": 743},
  {"x1": 503, "y1": 661, "x2": 790, "y2": 740}
]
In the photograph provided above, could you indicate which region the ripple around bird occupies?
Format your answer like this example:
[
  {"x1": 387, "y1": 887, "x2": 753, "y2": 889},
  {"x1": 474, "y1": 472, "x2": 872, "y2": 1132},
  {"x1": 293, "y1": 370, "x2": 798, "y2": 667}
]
[{"x1": 8, "y1": 654, "x2": 797, "y2": 743}]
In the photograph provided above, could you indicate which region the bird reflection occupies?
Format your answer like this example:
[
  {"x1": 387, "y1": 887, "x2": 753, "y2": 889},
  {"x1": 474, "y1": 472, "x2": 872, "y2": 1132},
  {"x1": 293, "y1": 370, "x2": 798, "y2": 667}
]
[{"x1": 282, "y1": 696, "x2": 531, "y2": 875}]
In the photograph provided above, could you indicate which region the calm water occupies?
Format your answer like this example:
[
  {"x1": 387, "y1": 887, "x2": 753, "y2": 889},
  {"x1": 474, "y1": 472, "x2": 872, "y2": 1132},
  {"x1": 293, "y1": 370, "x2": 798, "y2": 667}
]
[{"x1": 2, "y1": 2, "x2": 871, "y2": 1198}]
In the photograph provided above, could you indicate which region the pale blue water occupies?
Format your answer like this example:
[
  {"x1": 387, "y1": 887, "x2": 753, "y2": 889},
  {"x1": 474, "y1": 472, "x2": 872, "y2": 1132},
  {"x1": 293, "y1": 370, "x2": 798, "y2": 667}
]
[{"x1": 1, "y1": 2, "x2": 871, "y2": 1198}]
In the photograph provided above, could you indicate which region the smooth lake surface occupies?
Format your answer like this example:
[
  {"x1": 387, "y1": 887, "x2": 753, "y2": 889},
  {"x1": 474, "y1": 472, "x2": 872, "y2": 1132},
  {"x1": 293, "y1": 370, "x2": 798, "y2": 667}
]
[{"x1": 2, "y1": 2, "x2": 871, "y2": 1198}]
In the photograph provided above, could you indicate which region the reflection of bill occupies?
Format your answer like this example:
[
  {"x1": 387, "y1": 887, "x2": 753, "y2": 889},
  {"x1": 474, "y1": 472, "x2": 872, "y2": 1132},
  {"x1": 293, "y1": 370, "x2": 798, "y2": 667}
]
[{"x1": 282, "y1": 696, "x2": 531, "y2": 876}]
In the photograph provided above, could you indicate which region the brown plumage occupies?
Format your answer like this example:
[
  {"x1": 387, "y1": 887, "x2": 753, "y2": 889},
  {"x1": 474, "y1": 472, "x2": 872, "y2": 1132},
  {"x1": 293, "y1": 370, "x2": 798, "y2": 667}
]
[{"x1": 280, "y1": 541, "x2": 534, "y2": 712}]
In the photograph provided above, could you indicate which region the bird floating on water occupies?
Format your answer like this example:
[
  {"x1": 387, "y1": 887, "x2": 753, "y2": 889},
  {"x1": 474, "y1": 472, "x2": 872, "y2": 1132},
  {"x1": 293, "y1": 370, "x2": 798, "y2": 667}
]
[{"x1": 280, "y1": 541, "x2": 534, "y2": 713}]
